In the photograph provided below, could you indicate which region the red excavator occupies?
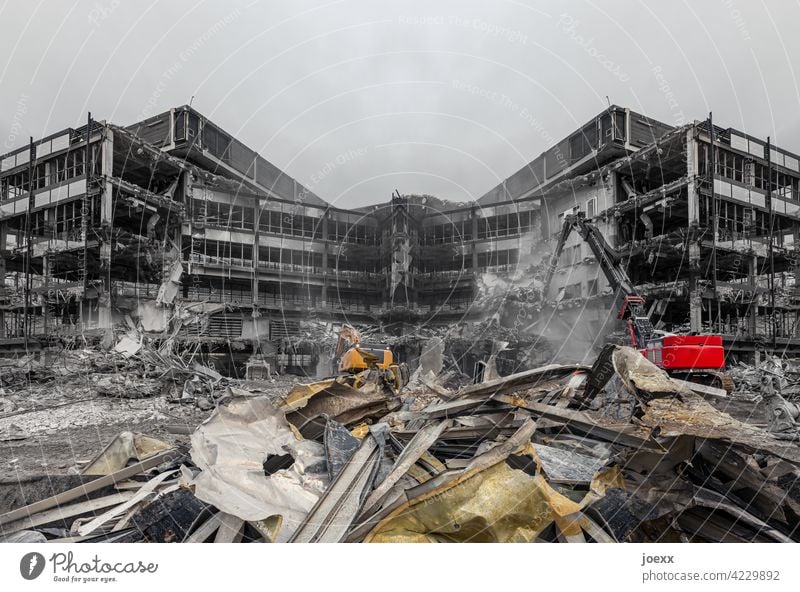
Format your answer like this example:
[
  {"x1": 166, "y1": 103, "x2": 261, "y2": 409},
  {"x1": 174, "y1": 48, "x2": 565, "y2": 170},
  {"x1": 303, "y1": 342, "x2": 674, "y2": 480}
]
[{"x1": 543, "y1": 212, "x2": 733, "y2": 392}]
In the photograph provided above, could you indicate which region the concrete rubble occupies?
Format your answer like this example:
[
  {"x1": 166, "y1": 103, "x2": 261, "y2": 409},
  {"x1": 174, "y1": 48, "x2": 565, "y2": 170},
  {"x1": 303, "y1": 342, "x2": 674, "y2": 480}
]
[{"x1": 2, "y1": 337, "x2": 800, "y2": 543}]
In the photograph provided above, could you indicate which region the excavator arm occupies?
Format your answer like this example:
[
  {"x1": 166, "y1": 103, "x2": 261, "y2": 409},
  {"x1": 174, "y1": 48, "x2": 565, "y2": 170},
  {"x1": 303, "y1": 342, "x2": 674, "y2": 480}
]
[
  {"x1": 543, "y1": 213, "x2": 636, "y2": 299},
  {"x1": 542, "y1": 213, "x2": 652, "y2": 347},
  {"x1": 541, "y1": 214, "x2": 578, "y2": 297},
  {"x1": 542, "y1": 213, "x2": 728, "y2": 384},
  {"x1": 574, "y1": 218, "x2": 637, "y2": 297},
  {"x1": 335, "y1": 324, "x2": 362, "y2": 357}
]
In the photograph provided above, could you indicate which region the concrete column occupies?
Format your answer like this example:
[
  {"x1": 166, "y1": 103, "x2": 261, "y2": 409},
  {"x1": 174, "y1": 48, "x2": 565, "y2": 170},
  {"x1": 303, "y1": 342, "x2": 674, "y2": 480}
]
[
  {"x1": 686, "y1": 128, "x2": 703, "y2": 332},
  {"x1": 471, "y1": 210, "x2": 478, "y2": 271},
  {"x1": 0, "y1": 255, "x2": 6, "y2": 336},
  {"x1": 182, "y1": 170, "x2": 193, "y2": 299},
  {"x1": 98, "y1": 128, "x2": 114, "y2": 329},
  {"x1": 793, "y1": 224, "x2": 800, "y2": 337},
  {"x1": 0, "y1": 223, "x2": 7, "y2": 332},
  {"x1": 42, "y1": 252, "x2": 49, "y2": 333},
  {"x1": 321, "y1": 213, "x2": 328, "y2": 307},
  {"x1": 252, "y1": 197, "x2": 260, "y2": 315},
  {"x1": 321, "y1": 214, "x2": 328, "y2": 272},
  {"x1": 101, "y1": 130, "x2": 114, "y2": 224},
  {"x1": 45, "y1": 207, "x2": 54, "y2": 235},
  {"x1": 748, "y1": 254, "x2": 759, "y2": 338},
  {"x1": 605, "y1": 173, "x2": 618, "y2": 245},
  {"x1": 97, "y1": 246, "x2": 112, "y2": 328}
]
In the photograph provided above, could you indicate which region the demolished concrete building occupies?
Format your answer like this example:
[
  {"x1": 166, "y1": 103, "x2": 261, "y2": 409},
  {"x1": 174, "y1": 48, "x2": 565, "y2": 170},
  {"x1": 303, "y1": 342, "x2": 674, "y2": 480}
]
[
  {"x1": 1, "y1": 104, "x2": 798, "y2": 372},
  {"x1": 480, "y1": 106, "x2": 800, "y2": 363}
]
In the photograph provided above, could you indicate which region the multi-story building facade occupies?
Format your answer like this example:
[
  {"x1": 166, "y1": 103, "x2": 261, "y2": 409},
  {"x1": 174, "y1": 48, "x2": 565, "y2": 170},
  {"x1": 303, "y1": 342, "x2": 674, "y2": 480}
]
[
  {"x1": 480, "y1": 105, "x2": 800, "y2": 361},
  {"x1": 0, "y1": 106, "x2": 540, "y2": 351},
  {"x1": 1, "y1": 104, "x2": 797, "y2": 366}
]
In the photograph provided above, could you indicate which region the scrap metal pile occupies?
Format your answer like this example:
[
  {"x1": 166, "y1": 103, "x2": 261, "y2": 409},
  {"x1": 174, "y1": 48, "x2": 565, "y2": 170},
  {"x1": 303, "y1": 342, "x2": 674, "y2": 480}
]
[{"x1": 2, "y1": 345, "x2": 800, "y2": 543}]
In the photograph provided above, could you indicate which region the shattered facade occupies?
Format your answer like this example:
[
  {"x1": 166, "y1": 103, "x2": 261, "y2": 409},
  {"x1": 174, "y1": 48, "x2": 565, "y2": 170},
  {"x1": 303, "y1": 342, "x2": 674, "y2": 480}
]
[
  {"x1": 0, "y1": 106, "x2": 539, "y2": 369},
  {"x1": 2, "y1": 104, "x2": 799, "y2": 368},
  {"x1": 479, "y1": 105, "x2": 800, "y2": 362}
]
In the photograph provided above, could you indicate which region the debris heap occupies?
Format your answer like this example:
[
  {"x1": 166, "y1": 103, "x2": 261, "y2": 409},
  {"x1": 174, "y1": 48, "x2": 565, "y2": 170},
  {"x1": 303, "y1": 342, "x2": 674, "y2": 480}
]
[{"x1": 2, "y1": 346, "x2": 799, "y2": 543}]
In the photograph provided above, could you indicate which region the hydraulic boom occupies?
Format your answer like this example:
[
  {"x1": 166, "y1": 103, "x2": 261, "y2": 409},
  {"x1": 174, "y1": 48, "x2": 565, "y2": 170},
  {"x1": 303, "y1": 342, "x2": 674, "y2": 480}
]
[{"x1": 542, "y1": 213, "x2": 728, "y2": 385}]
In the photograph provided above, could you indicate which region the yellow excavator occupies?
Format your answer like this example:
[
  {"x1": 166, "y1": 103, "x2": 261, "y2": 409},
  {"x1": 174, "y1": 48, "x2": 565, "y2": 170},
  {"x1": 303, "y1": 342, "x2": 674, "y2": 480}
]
[{"x1": 335, "y1": 324, "x2": 409, "y2": 391}]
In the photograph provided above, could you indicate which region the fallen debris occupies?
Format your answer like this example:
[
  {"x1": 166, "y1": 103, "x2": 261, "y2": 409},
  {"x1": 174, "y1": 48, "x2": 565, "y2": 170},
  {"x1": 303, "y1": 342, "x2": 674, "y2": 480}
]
[
  {"x1": 2, "y1": 343, "x2": 799, "y2": 543},
  {"x1": 189, "y1": 396, "x2": 328, "y2": 542}
]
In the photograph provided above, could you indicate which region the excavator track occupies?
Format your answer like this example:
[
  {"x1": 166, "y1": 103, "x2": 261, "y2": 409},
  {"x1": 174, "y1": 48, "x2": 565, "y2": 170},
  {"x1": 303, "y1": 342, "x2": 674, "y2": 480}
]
[
  {"x1": 707, "y1": 370, "x2": 736, "y2": 395},
  {"x1": 673, "y1": 370, "x2": 735, "y2": 395}
]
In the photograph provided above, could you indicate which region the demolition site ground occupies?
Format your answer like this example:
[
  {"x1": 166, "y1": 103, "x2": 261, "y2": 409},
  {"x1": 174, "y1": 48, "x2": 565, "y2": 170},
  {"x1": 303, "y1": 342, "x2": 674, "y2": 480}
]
[{"x1": 1, "y1": 327, "x2": 800, "y2": 544}]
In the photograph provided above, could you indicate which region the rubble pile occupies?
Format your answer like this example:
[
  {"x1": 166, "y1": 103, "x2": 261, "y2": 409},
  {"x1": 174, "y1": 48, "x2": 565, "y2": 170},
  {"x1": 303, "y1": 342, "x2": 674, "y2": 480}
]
[
  {"x1": 473, "y1": 270, "x2": 544, "y2": 328},
  {"x1": 0, "y1": 338, "x2": 285, "y2": 449},
  {"x1": 2, "y1": 345, "x2": 799, "y2": 543},
  {"x1": 728, "y1": 357, "x2": 800, "y2": 404}
]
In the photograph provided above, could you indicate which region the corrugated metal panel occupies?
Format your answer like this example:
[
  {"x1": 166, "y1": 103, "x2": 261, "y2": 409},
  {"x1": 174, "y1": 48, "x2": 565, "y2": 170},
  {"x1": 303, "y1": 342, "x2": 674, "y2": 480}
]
[
  {"x1": 0, "y1": 196, "x2": 28, "y2": 218},
  {"x1": 205, "y1": 315, "x2": 243, "y2": 338},
  {"x1": 34, "y1": 178, "x2": 86, "y2": 209},
  {"x1": 731, "y1": 184, "x2": 750, "y2": 203},
  {"x1": 0, "y1": 147, "x2": 30, "y2": 172},
  {"x1": 748, "y1": 140, "x2": 764, "y2": 159},
  {"x1": 506, "y1": 156, "x2": 544, "y2": 198},
  {"x1": 269, "y1": 319, "x2": 299, "y2": 339},
  {"x1": 229, "y1": 139, "x2": 256, "y2": 179},
  {"x1": 629, "y1": 117, "x2": 662, "y2": 148},
  {"x1": 714, "y1": 179, "x2": 732, "y2": 198},
  {"x1": 783, "y1": 199, "x2": 800, "y2": 217},
  {"x1": 544, "y1": 139, "x2": 570, "y2": 179},
  {"x1": 730, "y1": 134, "x2": 748, "y2": 152},
  {"x1": 35, "y1": 134, "x2": 70, "y2": 159},
  {"x1": 128, "y1": 113, "x2": 172, "y2": 147},
  {"x1": 569, "y1": 122, "x2": 597, "y2": 161}
]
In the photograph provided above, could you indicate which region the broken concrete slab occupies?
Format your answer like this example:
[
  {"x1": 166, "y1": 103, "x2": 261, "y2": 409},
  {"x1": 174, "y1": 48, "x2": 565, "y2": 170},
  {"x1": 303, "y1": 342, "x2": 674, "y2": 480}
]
[{"x1": 532, "y1": 443, "x2": 609, "y2": 485}]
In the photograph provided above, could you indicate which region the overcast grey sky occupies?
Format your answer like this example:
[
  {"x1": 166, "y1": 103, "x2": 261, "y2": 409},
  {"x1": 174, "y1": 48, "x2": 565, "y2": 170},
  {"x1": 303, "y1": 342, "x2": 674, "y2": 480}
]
[{"x1": 1, "y1": 0, "x2": 799, "y2": 208}]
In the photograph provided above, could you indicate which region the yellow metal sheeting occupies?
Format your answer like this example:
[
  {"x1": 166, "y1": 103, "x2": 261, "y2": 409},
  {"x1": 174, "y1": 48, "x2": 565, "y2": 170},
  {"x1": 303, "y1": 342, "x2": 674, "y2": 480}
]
[
  {"x1": 366, "y1": 461, "x2": 568, "y2": 542},
  {"x1": 248, "y1": 515, "x2": 283, "y2": 543},
  {"x1": 365, "y1": 453, "x2": 620, "y2": 543},
  {"x1": 364, "y1": 443, "x2": 625, "y2": 543},
  {"x1": 81, "y1": 431, "x2": 172, "y2": 476},
  {"x1": 350, "y1": 423, "x2": 370, "y2": 439},
  {"x1": 279, "y1": 378, "x2": 340, "y2": 413}
]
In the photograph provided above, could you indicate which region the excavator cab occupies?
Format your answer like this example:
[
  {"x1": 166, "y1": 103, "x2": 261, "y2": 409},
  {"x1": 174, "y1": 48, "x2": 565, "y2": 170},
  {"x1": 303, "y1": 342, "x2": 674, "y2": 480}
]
[{"x1": 617, "y1": 295, "x2": 654, "y2": 349}]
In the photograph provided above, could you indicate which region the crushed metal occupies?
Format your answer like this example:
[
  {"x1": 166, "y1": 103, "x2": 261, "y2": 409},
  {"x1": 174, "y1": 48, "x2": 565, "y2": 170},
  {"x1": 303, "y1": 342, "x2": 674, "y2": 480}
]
[{"x1": 1, "y1": 341, "x2": 800, "y2": 543}]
